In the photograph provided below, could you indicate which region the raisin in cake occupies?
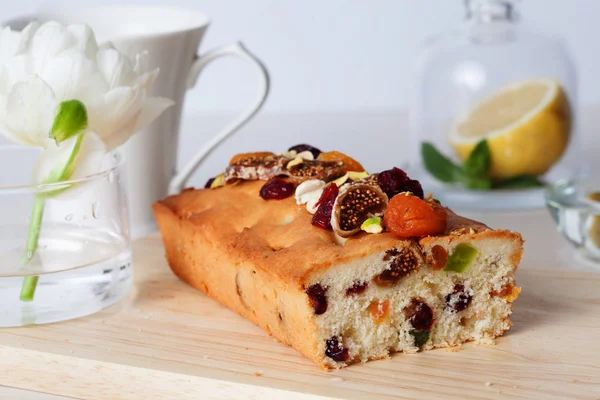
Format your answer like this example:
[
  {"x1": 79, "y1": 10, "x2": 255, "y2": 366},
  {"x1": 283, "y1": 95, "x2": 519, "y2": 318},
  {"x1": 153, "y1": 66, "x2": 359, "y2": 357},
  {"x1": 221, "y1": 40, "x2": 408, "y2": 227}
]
[{"x1": 154, "y1": 146, "x2": 523, "y2": 370}]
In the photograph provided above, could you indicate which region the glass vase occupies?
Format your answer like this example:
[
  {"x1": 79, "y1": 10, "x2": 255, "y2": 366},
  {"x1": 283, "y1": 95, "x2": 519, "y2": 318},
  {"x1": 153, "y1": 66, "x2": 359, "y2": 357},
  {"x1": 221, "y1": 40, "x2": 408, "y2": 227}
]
[
  {"x1": 409, "y1": 0, "x2": 580, "y2": 211},
  {"x1": 0, "y1": 146, "x2": 132, "y2": 327}
]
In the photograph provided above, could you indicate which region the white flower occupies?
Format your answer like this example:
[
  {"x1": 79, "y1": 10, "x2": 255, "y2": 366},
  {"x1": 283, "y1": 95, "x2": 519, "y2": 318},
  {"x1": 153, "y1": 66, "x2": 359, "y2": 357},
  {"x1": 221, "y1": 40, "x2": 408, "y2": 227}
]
[{"x1": 0, "y1": 21, "x2": 174, "y2": 183}]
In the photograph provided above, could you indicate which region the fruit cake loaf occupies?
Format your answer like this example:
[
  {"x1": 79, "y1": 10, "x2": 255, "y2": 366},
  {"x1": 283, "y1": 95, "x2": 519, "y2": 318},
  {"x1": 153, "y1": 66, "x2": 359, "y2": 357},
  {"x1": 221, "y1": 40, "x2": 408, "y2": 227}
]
[{"x1": 153, "y1": 145, "x2": 523, "y2": 370}]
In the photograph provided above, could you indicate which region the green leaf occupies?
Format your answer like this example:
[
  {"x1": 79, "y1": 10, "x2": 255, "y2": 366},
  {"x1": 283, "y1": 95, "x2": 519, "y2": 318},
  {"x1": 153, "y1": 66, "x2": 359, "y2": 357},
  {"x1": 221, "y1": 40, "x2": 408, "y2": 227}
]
[
  {"x1": 463, "y1": 140, "x2": 491, "y2": 177},
  {"x1": 421, "y1": 142, "x2": 465, "y2": 183},
  {"x1": 410, "y1": 330, "x2": 430, "y2": 348},
  {"x1": 492, "y1": 175, "x2": 545, "y2": 189},
  {"x1": 50, "y1": 100, "x2": 88, "y2": 144},
  {"x1": 444, "y1": 244, "x2": 478, "y2": 273},
  {"x1": 465, "y1": 176, "x2": 492, "y2": 190}
]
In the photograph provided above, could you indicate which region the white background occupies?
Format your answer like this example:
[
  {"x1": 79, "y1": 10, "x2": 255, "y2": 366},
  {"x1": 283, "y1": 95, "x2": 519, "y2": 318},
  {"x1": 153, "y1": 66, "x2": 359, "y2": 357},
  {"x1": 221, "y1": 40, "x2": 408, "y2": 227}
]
[{"x1": 1, "y1": 0, "x2": 599, "y2": 114}]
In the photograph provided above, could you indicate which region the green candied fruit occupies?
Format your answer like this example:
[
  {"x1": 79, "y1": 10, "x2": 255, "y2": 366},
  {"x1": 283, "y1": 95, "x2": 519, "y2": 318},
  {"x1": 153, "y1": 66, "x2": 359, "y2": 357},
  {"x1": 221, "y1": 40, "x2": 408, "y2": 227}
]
[
  {"x1": 443, "y1": 243, "x2": 478, "y2": 273},
  {"x1": 361, "y1": 216, "x2": 383, "y2": 234},
  {"x1": 410, "y1": 330, "x2": 430, "y2": 348}
]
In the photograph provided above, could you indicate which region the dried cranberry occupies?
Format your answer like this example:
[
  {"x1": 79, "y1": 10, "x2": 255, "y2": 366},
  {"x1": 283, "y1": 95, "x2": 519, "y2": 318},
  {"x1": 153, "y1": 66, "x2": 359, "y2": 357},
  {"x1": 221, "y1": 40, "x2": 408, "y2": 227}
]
[
  {"x1": 259, "y1": 177, "x2": 295, "y2": 200},
  {"x1": 445, "y1": 283, "x2": 472, "y2": 313},
  {"x1": 288, "y1": 143, "x2": 322, "y2": 159},
  {"x1": 403, "y1": 299, "x2": 434, "y2": 331},
  {"x1": 325, "y1": 337, "x2": 349, "y2": 362},
  {"x1": 306, "y1": 283, "x2": 328, "y2": 314},
  {"x1": 345, "y1": 281, "x2": 368, "y2": 296},
  {"x1": 377, "y1": 167, "x2": 424, "y2": 199},
  {"x1": 204, "y1": 177, "x2": 215, "y2": 188},
  {"x1": 311, "y1": 183, "x2": 339, "y2": 229}
]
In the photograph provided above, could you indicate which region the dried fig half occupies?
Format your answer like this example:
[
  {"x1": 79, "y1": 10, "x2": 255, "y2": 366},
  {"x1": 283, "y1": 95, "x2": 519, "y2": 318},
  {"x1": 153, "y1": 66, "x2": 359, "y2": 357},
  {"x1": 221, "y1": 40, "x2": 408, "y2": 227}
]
[{"x1": 331, "y1": 182, "x2": 389, "y2": 238}]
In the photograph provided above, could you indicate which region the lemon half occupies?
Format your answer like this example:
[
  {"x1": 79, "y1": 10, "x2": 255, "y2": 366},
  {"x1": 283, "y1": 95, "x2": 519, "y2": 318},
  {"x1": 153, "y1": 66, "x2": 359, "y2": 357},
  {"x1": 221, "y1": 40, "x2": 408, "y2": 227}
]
[{"x1": 449, "y1": 79, "x2": 571, "y2": 179}]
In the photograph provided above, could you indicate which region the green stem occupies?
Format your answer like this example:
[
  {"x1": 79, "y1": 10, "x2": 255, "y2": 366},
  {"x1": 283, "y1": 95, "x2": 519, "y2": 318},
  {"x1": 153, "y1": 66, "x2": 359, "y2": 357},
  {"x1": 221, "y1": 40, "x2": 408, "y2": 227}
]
[{"x1": 20, "y1": 196, "x2": 45, "y2": 302}]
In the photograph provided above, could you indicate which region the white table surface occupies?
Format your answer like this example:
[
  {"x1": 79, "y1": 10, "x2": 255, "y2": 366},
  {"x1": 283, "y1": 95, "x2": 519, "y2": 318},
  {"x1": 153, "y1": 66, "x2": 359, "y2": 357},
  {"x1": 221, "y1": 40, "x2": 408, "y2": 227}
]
[{"x1": 2, "y1": 108, "x2": 600, "y2": 399}]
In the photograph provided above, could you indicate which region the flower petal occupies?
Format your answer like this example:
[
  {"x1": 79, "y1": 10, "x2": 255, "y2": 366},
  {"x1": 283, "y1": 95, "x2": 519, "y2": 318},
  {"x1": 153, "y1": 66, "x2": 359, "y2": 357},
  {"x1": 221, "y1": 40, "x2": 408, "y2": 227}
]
[
  {"x1": 87, "y1": 86, "x2": 144, "y2": 146},
  {"x1": 96, "y1": 45, "x2": 136, "y2": 90},
  {"x1": 3, "y1": 77, "x2": 57, "y2": 146},
  {"x1": 38, "y1": 48, "x2": 107, "y2": 103},
  {"x1": 29, "y1": 22, "x2": 77, "y2": 74},
  {"x1": 66, "y1": 24, "x2": 98, "y2": 60}
]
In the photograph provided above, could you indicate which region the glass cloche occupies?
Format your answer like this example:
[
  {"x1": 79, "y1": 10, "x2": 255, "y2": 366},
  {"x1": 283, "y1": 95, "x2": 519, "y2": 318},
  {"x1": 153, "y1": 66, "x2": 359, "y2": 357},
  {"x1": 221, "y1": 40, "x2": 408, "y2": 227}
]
[{"x1": 409, "y1": 0, "x2": 580, "y2": 211}]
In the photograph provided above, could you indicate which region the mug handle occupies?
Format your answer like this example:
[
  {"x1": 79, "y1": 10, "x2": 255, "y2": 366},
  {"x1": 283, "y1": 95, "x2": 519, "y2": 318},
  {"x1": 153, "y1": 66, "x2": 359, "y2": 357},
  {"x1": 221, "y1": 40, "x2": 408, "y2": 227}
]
[{"x1": 167, "y1": 42, "x2": 270, "y2": 194}]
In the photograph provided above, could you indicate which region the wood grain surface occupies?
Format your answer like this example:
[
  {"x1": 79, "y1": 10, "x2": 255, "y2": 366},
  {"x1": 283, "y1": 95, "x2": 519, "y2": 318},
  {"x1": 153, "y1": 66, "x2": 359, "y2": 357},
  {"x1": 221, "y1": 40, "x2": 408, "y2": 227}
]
[{"x1": 0, "y1": 235, "x2": 599, "y2": 400}]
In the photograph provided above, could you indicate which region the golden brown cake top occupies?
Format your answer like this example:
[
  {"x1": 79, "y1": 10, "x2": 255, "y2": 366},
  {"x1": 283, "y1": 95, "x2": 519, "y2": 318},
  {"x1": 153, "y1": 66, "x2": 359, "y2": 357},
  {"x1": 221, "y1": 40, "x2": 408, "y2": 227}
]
[{"x1": 158, "y1": 180, "x2": 491, "y2": 285}]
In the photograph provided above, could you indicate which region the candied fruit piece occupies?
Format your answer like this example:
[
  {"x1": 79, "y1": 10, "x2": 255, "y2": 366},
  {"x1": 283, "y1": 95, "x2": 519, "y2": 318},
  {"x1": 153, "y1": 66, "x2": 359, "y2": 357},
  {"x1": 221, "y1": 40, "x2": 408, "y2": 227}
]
[
  {"x1": 445, "y1": 283, "x2": 473, "y2": 313},
  {"x1": 306, "y1": 283, "x2": 327, "y2": 314},
  {"x1": 367, "y1": 299, "x2": 390, "y2": 324},
  {"x1": 325, "y1": 337, "x2": 349, "y2": 362},
  {"x1": 229, "y1": 151, "x2": 275, "y2": 166},
  {"x1": 311, "y1": 183, "x2": 339, "y2": 229},
  {"x1": 410, "y1": 330, "x2": 430, "y2": 348},
  {"x1": 443, "y1": 244, "x2": 478, "y2": 273},
  {"x1": 318, "y1": 151, "x2": 365, "y2": 172},
  {"x1": 259, "y1": 177, "x2": 295, "y2": 200},
  {"x1": 383, "y1": 193, "x2": 447, "y2": 238},
  {"x1": 374, "y1": 248, "x2": 419, "y2": 287},
  {"x1": 403, "y1": 299, "x2": 434, "y2": 331},
  {"x1": 204, "y1": 177, "x2": 215, "y2": 188},
  {"x1": 288, "y1": 144, "x2": 322, "y2": 159},
  {"x1": 377, "y1": 167, "x2": 424, "y2": 199},
  {"x1": 430, "y1": 245, "x2": 449, "y2": 270},
  {"x1": 491, "y1": 284, "x2": 520, "y2": 303},
  {"x1": 346, "y1": 281, "x2": 368, "y2": 296}
]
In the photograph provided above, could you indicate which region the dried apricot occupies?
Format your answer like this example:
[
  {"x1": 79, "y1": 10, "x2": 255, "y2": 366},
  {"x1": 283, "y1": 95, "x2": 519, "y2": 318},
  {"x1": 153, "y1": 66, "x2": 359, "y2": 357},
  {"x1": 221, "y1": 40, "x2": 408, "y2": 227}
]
[
  {"x1": 317, "y1": 151, "x2": 365, "y2": 172},
  {"x1": 383, "y1": 194, "x2": 447, "y2": 238},
  {"x1": 229, "y1": 151, "x2": 275, "y2": 166},
  {"x1": 367, "y1": 299, "x2": 390, "y2": 324}
]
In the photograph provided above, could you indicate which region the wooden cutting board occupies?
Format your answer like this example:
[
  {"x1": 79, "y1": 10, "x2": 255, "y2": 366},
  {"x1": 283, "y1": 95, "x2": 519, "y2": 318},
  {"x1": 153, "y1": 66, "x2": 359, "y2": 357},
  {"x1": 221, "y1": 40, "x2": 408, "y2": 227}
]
[{"x1": 0, "y1": 235, "x2": 599, "y2": 400}]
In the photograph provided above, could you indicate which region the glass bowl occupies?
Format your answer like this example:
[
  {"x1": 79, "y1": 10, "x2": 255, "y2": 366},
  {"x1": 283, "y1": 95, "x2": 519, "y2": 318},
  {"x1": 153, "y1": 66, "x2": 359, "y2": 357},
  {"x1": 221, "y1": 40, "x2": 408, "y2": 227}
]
[
  {"x1": 410, "y1": 0, "x2": 580, "y2": 211},
  {"x1": 0, "y1": 146, "x2": 132, "y2": 327},
  {"x1": 545, "y1": 177, "x2": 600, "y2": 263}
]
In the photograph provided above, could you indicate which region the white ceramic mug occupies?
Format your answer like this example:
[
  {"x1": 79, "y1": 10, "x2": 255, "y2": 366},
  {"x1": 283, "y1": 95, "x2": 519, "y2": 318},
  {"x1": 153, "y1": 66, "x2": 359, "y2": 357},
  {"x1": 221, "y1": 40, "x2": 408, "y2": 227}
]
[{"x1": 7, "y1": 6, "x2": 270, "y2": 237}]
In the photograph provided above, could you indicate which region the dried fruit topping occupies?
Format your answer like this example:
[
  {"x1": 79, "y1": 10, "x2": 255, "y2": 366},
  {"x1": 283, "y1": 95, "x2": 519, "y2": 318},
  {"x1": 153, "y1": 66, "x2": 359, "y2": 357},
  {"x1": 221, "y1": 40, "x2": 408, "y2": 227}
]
[
  {"x1": 443, "y1": 244, "x2": 478, "y2": 273},
  {"x1": 374, "y1": 248, "x2": 420, "y2": 287},
  {"x1": 367, "y1": 299, "x2": 390, "y2": 324},
  {"x1": 318, "y1": 151, "x2": 365, "y2": 172},
  {"x1": 410, "y1": 330, "x2": 430, "y2": 348},
  {"x1": 312, "y1": 183, "x2": 339, "y2": 229},
  {"x1": 345, "y1": 281, "x2": 368, "y2": 296},
  {"x1": 287, "y1": 159, "x2": 346, "y2": 182},
  {"x1": 225, "y1": 154, "x2": 287, "y2": 181},
  {"x1": 205, "y1": 173, "x2": 225, "y2": 189},
  {"x1": 377, "y1": 167, "x2": 424, "y2": 199},
  {"x1": 259, "y1": 177, "x2": 295, "y2": 200},
  {"x1": 361, "y1": 216, "x2": 383, "y2": 234},
  {"x1": 383, "y1": 193, "x2": 447, "y2": 238},
  {"x1": 445, "y1": 283, "x2": 473, "y2": 313},
  {"x1": 306, "y1": 283, "x2": 328, "y2": 314},
  {"x1": 229, "y1": 151, "x2": 275, "y2": 166},
  {"x1": 430, "y1": 245, "x2": 449, "y2": 270},
  {"x1": 288, "y1": 144, "x2": 322, "y2": 159},
  {"x1": 403, "y1": 299, "x2": 435, "y2": 332},
  {"x1": 331, "y1": 182, "x2": 388, "y2": 238},
  {"x1": 325, "y1": 337, "x2": 349, "y2": 362}
]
